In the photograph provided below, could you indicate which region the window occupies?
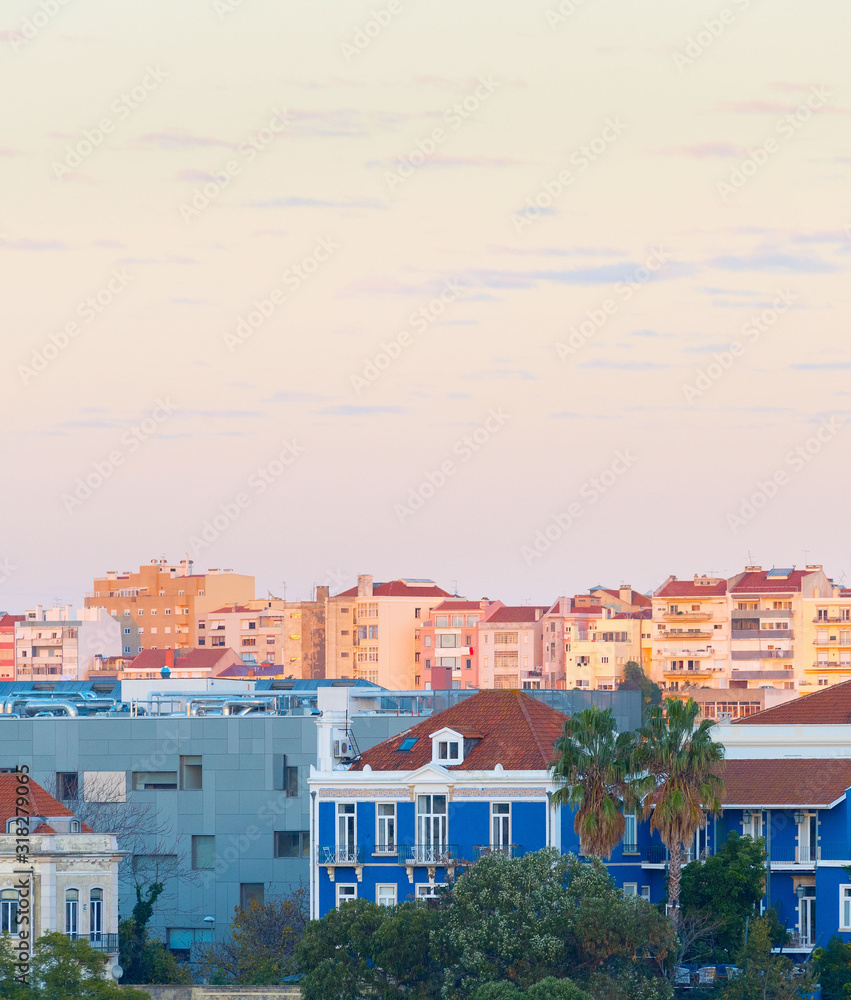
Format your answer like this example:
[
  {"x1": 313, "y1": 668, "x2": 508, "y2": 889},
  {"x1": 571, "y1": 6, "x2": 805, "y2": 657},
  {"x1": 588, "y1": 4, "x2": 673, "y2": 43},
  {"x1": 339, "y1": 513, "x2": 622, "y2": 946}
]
[
  {"x1": 491, "y1": 803, "x2": 510, "y2": 849},
  {"x1": 274, "y1": 831, "x2": 310, "y2": 858},
  {"x1": 424, "y1": 636, "x2": 432, "y2": 646},
  {"x1": 211, "y1": 635, "x2": 225, "y2": 646},
  {"x1": 466, "y1": 615, "x2": 479, "y2": 626},
  {"x1": 240, "y1": 883, "x2": 264, "y2": 910},
  {"x1": 124, "y1": 646, "x2": 130, "y2": 654},
  {"x1": 641, "y1": 885, "x2": 651, "y2": 901},
  {"x1": 191, "y1": 835, "x2": 215, "y2": 869},
  {"x1": 337, "y1": 885, "x2": 357, "y2": 907},
  {"x1": 841, "y1": 885, "x2": 851, "y2": 931},
  {"x1": 358, "y1": 603, "x2": 378, "y2": 618},
  {"x1": 817, "y1": 608, "x2": 829, "y2": 620},
  {"x1": 416, "y1": 883, "x2": 444, "y2": 899},
  {"x1": 398, "y1": 737, "x2": 418, "y2": 752},
  {"x1": 439, "y1": 634, "x2": 457, "y2": 648},
  {"x1": 150, "y1": 609, "x2": 157, "y2": 615},
  {"x1": 494, "y1": 632, "x2": 518, "y2": 644},
  {"x1": 57, "y1": 772, "x2": 79, "y2": 800},
  {"x1": 132, "y1": 771, "x2": 177, "y2": 790},
  {"x1": 285, "y1": 766, "x2": 299, "y2": 797},
  {"x1": 376, "y1": 803, "x2": 396, "y2": 853},
  {"x1": 437, "y1": 740, "x2": 459, "y2": 761},
  {"x1": 124, "y1": 627, "x2": 131, "y2": 635},
  {"x1": 743, "y1": 811, "x2": 762, "y2": 840},
  {"x1": 0, "y1": 890, "x2": 17, "y2": 934},
  {"x1": 376, "y1": 884, "x2": 397, "y2": 906},
  {"x1": 337, "y1": 803, "x2": 356, "y2": 859},
  {"x1": 180, "y1": 755, "x2": 202, "y2": 790},
  {"x1": 623, "y1": 813, "x2": 638, "y2": 853},
  {"x1": 451, "y1": 615, "x2": 464, "y2": 627},
  {"x1": 164, "y1": 608, "x2": 171, "y2": 615},
  {"x1": 416, "y1": 795, "x2": 447, "y2": 858},
  {"x1": 369, "y1": 625, "x2": 378, "y2": 639},
  {"x1": 623, "y1": 883, "x2": 638, "y2": 897},
  {"x1": 65, "y1": 888, "x2": 79, "y2": 938},
  {"x1": 414, "y1": 608, "x2": 421, "y2": 619}
]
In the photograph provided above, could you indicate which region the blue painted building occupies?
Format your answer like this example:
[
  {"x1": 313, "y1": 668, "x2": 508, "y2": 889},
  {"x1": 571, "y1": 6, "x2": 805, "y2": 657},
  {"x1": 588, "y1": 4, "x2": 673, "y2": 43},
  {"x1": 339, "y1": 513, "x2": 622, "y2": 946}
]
[{"x1": 309, "y1": 687, "x2": 851, "y2": 955}]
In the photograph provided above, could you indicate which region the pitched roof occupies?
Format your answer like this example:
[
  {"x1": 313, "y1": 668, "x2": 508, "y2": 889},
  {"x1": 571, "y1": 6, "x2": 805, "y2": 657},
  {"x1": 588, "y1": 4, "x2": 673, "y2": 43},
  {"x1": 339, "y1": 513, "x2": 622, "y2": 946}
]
[
  {"x1": 730, "y1": 569, "x2": 809, "y2": 593},
  {"x1": 722, "y1": 758, "x2": 851, "y2": 807},
  {"x1": 612, "y1": 609, "x2": 652, "y2": 620},
  {"x1": 216, "y1": 663, "x2": 284, "y2": 678},
  {"x1": 483, "y1": 606, "x2": 546, "y2": 623},
  {"x1": 569, "y1": 602, "x2": 604, "y2": 615},
  {"x1": 126, "y1": 648, "x2": 238, "y2": 673},
  {"x1": 599, "y1": 589, "x2": 652, "y2": 608},
  {"x1": 207, "y1": 605, "x2": 254, "y2": 615},
  {"x1": 734, "y1": 679, "x2": 851, "y2": 725},
  {"x1": 0, "y1": 775, "x2": 77, "y2": 825},
  {"x1": 0, "y1": 615, "x2": 25, "y2": 629},
  {"x1": 431, "y1": 600, "x2": 489, "y2": 612},
  {"x1": 656, "y1": 578, "x2": 727, "y2": 598},
  {"x1": 350, "y1": 690, "x2": 568, "y2": 771},
  {"x1": 333, "y1": 581, "x2": 453, "y2": 599}
]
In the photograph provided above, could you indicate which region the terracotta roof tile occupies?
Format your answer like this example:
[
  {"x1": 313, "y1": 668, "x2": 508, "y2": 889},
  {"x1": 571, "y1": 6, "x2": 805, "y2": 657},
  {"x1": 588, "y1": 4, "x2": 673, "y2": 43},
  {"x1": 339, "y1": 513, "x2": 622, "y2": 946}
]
[
  {"x1": 656, "y1": 579, "x2": 727, "y2": 597},
  {"x1": 334, "y1": 581, "x2": 453, "y2": 599},
  {"x1": 734, "y1": 679, "x2": 851, "y2": 725},
  {"x1": 0, "y1": 775, "x2": 77, "y2": 826},
  {"x1": 722, "y1": 759, "x2": 851, "y2": 807},
  {"x1": 431, "y1": 601, "x2": 489, "y2": 612},
  {"x1": 731, "y1": 570, "x2": 809, "y2": 593},
  {"x1": 483, "y1": 606, "x2": 547, "y2": 623},
  {"x1": 350, "y1": 690, "x2": 567, "y2": 771},
  {"x1": 599, "y1": 589, "x2": 652, "y2": 607}
]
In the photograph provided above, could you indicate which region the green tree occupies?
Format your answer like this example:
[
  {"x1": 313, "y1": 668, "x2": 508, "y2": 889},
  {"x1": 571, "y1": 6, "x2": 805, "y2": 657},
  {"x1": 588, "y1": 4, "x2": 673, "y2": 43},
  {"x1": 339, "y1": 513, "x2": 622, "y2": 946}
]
[
  {"x1": 619, "y1": 662, "x2": 663, "y2": 720},
  {"x1": 118, "y1": 883, "x2": 191, "y2": 985},
  {"x1": 812, "y1": 936, "x2": 851, "y2": 1000},
  {"x1": 26, "y1": 932, "x2": 152, "y2": 1000},
  {"x1": 297, "y1": 897, "x2": 446, "y2": 1000},
  {"x1": 637, "y1": 698, "x2": 724, "y2": 921},
  {"x1": 724, "y1": 915, "x2": 814, "y2": 1000},
  {"x1": 550, "y1": 706, "x2": 639, "y2": 858},
  {"x1": 198, "y1": 887, "x2": 309, "y2": 984},
  {"x1": 680, "y1": 832, "x2": 766, "y2": 960}
]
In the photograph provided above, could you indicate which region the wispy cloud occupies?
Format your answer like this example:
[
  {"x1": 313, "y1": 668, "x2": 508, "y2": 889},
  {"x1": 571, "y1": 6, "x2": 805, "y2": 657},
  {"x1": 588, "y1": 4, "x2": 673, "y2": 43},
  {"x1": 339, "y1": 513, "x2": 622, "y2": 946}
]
[
  {"x1": 267, "y1": 391, "x2": 326, "y2": 403},
  {"x1": 660, "y1": 142, "x2": 744, "y2": 158},
  {"x1": 317, "y1": 405, "x2": 407, "y2": 416},
  {"x1": 710, "y1": 252, "x2": 841, "y2": 274},
  {"x1": 137, "y1": 130, "x2": 235, "y2": 151},
  {"x1": 248, "y1": 196, "x2": 387, "y2": 210},
  {"x1": 1, "y1": 238, "x2": 69, "y2": 251}
]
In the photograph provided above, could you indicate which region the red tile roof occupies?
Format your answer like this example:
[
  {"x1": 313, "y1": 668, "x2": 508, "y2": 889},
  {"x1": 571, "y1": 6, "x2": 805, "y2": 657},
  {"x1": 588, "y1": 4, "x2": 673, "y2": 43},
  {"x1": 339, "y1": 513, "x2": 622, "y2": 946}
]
[
  {"x1": 656, "y1": 578, "x2": 727, "y2": 597},
  {"x1": 0, "y1": 775, "x2": 77, "y2": 826},
  {"x1": 207, "y1": 606, "x2": 255, "y2": 614},
  {"x1": 599, "y1": 589, "x2": 652, "y2": 608},
  {"x1": 126, "y1": 648, "x2": 241, "y2": 673},
  {"x1": 483, "y1": 606, "x2": 547, "y2": 623},
  {"x1": 734, "y1": 679, "x2": 851, "y2": 725},
  {"x1": 334, "y1": 581, "x2": 453, "y2": 599},
  {"x1": 0, "y1": 615, "x2": 24, "y2": 630},
  {"x1": 431, "y1": 601, "x2": 490, "y2": 612},
  {"x1": 730, "y1": 569, "x2": 809, "y2": 593},
  {"x1": 350, "y1": 690, "x2": 568, "y2": 771},
  {"x1": 722, "y1": 759, "x2": 851, "y2": 807},
  {"x1": 569, "y1": 603, "x2": 604, "y2": 615},
  {"x1": 612, "y1": 609, "x2": 652, "y2": 620}
]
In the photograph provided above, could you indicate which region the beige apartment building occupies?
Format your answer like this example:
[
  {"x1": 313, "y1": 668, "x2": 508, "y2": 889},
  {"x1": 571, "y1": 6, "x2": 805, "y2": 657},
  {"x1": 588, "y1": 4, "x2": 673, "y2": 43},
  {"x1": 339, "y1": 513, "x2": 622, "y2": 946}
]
[
  {"x1": 15, "y1": 606, "x2": 122, "y2": 681},
  {"x1": 477, "y1": 604, "x2": 546, "y2": 690},
  {"x1": 85, "y1": 558, "x2": 254, "y2": 652},
  {"x1": 801, "y1": 584, "x2": 851, "y2": 692},
  {"x1": 196, "y1": 589, "x2": 327, "y2": 678},
  {"x1": 325, "y1": 576, "x2": 451, "y2": 688}
]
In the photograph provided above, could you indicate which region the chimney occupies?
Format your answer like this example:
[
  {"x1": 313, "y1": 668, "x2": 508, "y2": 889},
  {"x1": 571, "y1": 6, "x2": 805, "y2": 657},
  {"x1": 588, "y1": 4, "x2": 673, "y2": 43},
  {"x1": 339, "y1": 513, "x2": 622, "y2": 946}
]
[
  {"x1": 357, "y1": 574, "x2": 373, "y2": 598},
  {"x1": 165, "y1": 649, "x2": 175, "y2": 668},
  {"x1": 619, "y1": 585, "x2": 632, "y2": 604},
  {"x1": 316, "y1": 585, "x2": 329, "y2": 602},
  {"x1": 534, "y1": 608, "x2": 542, "y2": 621}
]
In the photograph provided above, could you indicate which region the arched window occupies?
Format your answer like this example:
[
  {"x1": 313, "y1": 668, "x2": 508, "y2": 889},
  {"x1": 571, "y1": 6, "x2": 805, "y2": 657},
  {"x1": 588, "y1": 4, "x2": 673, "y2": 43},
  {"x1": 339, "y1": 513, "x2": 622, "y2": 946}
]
[
  {"x1": 0, "y1": 890, "x2": 17, "y2": 934},
  {"x1": 89, "y1": 889, "x2": 103, "y2": 942},
  {"x1": 65, "y1": 889, "x2": 79, "y2": 939}
]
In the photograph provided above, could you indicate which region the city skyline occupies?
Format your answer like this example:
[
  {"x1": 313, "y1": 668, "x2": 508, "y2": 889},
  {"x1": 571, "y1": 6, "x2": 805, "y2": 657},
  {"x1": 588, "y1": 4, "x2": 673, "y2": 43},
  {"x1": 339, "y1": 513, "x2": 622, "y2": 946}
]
[{"x1": 3, "y1": 1, "x2": 850, "y2": 611}]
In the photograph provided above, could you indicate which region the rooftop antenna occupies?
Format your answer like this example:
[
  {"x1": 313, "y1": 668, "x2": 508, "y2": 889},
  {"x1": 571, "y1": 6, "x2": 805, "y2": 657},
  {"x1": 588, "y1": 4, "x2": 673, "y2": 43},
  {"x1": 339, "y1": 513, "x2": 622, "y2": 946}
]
[
  {"x1": 803, "y1": 549, "x2": 810, "y2": 565},
  {"x1": 451, "y1": 579, "x2": 458, "y2": 596}
]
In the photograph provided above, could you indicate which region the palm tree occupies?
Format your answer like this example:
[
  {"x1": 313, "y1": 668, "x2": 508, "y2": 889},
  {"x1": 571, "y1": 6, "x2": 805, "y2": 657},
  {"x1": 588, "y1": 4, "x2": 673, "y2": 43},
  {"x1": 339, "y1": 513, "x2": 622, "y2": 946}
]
[
  {"x1": 637, "y1": 697, "x2": 725, "y2": 922},
  {"x1": 549, "y1": 705, "x2": 638, "y2": 859}
]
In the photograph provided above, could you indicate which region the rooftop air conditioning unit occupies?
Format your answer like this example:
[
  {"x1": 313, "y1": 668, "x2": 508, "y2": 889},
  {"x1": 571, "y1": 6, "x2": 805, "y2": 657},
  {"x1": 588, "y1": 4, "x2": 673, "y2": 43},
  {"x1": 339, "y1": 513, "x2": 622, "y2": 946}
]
[{"x1": 334, "y1": 739, "x2": 352, "y2": 758}]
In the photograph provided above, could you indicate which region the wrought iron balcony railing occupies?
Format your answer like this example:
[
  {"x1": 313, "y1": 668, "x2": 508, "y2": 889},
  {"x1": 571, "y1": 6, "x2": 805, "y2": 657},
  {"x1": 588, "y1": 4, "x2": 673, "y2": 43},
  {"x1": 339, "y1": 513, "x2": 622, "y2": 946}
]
[
  {"x1": 320, "y1": 845, "x2": 364, "y2": 865},
  {"x1": 472, "y1": 844, "x2": 524, "y2": 860},
  {"x1": 398, "y1": 844, "x2": 460, "y2": 865}
]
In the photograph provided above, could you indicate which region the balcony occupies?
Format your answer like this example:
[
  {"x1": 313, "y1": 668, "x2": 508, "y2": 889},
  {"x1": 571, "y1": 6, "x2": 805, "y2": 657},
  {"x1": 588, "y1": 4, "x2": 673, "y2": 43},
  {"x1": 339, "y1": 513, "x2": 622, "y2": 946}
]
[
  {"x1": 812, "y1": 638, "x2": 851, "y2": 645},
  {"x1": 398, "y1": 843, "x2": 460, "y2": 881},
  {"x1": 768, "y1": 845, "x2": 816, "y2": 867},
  {"x1": 319, "y1": 845, "x2": 365, "y2": 881},
  {"x1": 810, "y1": 661, "x2": 851, "y2": 672},
  {"x1": 813, "y1": 617, "x2": 851, "y2": 624},
  {"x1": 638, "y1": 846, "x2": 704, "y2": 866},
  {"x1": 732, "y1": 609, "x2": 792, "y2": 619},
  {"x1": 662, "y1": 612, "x2": 712, "y2": 622},
  {"x1": 656, "y1": 631, "x2": 713, "y2": 641},
  {"x1": 662, "y1": 665, "x2": 721, "y2": 677},
  {"x1": 473, "y1": 844, "x2": 524, "y2": 860},
  {"x1": 67, "y1": 933, "x2": 119, "y2": 953},
  {"x1": 731, "y1": 650, "x2": 793, "y2": 661},
  {"x1": 732, "y1": 629, "x2": 792, "y2": 640},
  {"x1": 730, "y1": 670, "x2": 794, "y2": 681}
]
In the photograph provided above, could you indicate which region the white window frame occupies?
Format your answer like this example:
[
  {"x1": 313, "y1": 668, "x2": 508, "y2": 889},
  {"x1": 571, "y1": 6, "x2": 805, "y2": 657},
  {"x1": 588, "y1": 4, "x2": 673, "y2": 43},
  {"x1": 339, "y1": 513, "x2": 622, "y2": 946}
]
[
  {"x1": 641, "y1": 885, "x2": 651, "y2": 901},
  {"x1": 376, "y1": 884, "x2": 397, "y2": 907},
  {"x1": 743, "y1": 811, "x2": 763, "y2": 840},
  {"x1": 431, "y1": 728, "x2": 464, "y2": 765},
  {"x1": 840, "y1": 884, "x2": 851, "y2": 931},
  {"x1": 623, "y1": 812, "x2": 638, "y2": 853},
  {"x1": 336, "y1": 803, "x2": 356, "y2": 863},
  {"x1": 376, "y1": 802, "x2": 396, "y2": 854},
  {"x1": 491, "y1": 802, "x2": 511, "y2": 850},
  {"x1": 89, "y1": 887, "x2": 103, "y2": 941},
  {"x1": 415, "y1": 882, "x2": 444, "y2": 899},
  {"x1": 336, "y1": 884, "x2": 357, "y2": 908},
  {"x1": 623, "y1": 882, "x2": 638, "y2": 897}
]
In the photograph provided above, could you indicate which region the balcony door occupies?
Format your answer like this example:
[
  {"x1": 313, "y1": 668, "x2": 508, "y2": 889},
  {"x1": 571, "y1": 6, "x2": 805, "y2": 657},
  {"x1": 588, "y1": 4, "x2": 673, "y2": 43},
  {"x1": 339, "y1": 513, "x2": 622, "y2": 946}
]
[
  {"x1": 491, "y1": 803, "x2": 510, "y2": 851},
  {"x1": 798, "y1": 813, "x2": 817, "y2": 863},
  {"x1": 337, "y1": 803, "x2": 356, "y2": 862},
  {"x1": 416, "y1": 794, "x2": 447, "y2": 861},
  {"x1": 798, "y1": 887, "x2": 816, "y2": 946}
]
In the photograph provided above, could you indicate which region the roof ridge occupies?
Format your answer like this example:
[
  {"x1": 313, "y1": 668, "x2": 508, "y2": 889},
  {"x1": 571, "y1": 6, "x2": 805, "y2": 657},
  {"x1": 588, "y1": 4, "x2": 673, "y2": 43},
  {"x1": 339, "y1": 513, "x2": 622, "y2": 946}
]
[{"x1": 514, "y1": 691, "x2": 554, "y2": 768}]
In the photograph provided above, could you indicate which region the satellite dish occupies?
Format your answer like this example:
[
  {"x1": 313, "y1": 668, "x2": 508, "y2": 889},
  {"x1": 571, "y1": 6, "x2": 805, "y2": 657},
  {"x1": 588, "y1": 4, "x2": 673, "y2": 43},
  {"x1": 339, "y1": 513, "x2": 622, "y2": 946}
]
[{"x1": 111, "y1": 965, "x2": 123, "y2": 980}]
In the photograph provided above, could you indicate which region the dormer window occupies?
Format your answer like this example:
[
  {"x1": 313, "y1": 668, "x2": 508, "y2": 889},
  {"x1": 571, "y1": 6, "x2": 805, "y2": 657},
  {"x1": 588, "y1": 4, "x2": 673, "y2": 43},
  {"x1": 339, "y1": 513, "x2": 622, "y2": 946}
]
[{"x1": 430, "y1": 727, "x2": 466, "y2": 765}]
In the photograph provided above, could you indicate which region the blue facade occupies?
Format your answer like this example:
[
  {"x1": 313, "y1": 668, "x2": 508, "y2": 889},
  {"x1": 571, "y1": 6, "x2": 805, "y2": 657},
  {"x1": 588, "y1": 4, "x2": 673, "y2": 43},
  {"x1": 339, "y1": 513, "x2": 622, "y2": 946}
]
[{"x1": 311, "y1": 769, "x2": 851, "y2": 955}]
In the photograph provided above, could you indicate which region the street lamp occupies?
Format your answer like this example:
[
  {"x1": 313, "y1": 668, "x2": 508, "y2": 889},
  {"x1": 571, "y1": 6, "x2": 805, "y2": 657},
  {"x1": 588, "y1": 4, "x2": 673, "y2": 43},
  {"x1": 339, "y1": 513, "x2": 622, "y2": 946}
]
[
  {"x1": 795, "y1": 884, "x2": 806, "y2": 900},
  {"x1": 742, "y1": 810, "x2": 752, "y2": 825},
  {"x1": 794, "y1": 811, "x2": 804, "y2": 825},
  {"x1": 203, "y1": 916, "x2": 215, "y2": 943}
]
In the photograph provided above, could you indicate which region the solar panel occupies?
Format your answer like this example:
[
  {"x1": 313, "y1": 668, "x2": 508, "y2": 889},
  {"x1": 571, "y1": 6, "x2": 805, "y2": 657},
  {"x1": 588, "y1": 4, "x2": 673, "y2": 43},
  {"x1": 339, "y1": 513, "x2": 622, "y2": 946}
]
[{"x1": 766, "y1": 568, "x2": 793, "y2": 578}]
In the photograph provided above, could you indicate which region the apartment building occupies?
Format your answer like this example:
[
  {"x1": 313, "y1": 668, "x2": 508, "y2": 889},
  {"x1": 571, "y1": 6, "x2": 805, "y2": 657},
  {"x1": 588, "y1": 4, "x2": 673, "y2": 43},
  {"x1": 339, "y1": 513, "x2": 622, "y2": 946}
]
[
  {"x1": 85, "y1": 558, "x2": 254, "y2": 652},
  {"x1": 197, "y1": 589, "x2": 327, "y2": 679},
  {"x1": 727, "y1": 565, "x2": 832, "y2": 691},
  {"x1": 0, "y1": 614, "x2": 23, "y2": 681},
  {"x1": 325, "y1": 576, "x2": 452, "y2": 688},
  {"x1": 15, "y1": 606, "x2": 121, "y2": 681},
  {"x1": 650, "y1": 575, "x2": 730, "y2": 690},
  {"x1": 477, "y1": 605, "x2": 546, "y2": 689},
  {"x1": 797, "y1": 580, "x2": 851, "y2": 693},
  {"x1": 419, "y1": 599, "x2": 495, "y2": 689}
]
